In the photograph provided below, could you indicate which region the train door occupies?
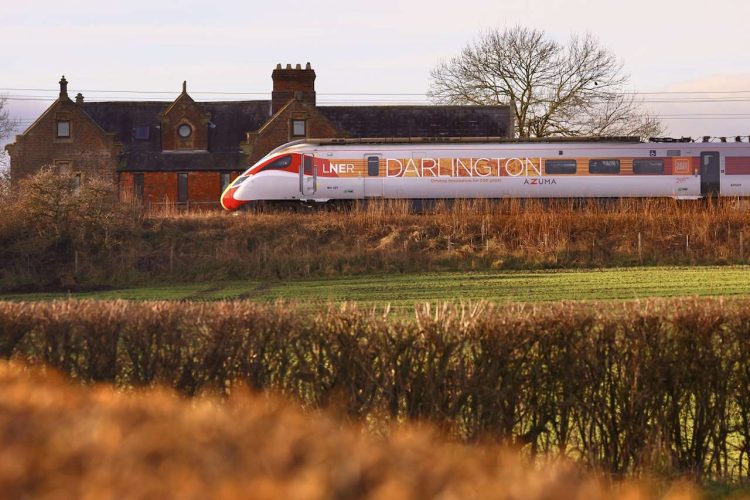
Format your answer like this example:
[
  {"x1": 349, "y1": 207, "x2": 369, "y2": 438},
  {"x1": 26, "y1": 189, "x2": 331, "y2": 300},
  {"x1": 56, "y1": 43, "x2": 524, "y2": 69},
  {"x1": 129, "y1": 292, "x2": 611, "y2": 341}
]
[
  {"x1": 700, "y1": 152, "x2": 720, "y2": 197},
  {"x1": 299, "y1": 153, "x2": 317, "y2": 197},
  {"x1": 364, "y1": 154, "x2": 383, "y2": 197}
]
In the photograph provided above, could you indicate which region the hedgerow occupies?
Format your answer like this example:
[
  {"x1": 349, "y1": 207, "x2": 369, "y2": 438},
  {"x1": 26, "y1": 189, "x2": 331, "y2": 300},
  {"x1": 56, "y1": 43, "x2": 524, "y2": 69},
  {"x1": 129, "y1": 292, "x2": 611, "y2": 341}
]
[{"x1": 3, "y1": 298, "x2": 750, "y2": 481}]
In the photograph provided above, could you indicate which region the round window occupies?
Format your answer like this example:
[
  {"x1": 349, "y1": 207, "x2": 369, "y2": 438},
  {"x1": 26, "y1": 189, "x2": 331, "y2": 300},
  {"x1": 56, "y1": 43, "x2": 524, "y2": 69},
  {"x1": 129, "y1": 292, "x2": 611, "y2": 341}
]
[{"x1": 178, "y1": 124, "x2": 192, "y2": 138}]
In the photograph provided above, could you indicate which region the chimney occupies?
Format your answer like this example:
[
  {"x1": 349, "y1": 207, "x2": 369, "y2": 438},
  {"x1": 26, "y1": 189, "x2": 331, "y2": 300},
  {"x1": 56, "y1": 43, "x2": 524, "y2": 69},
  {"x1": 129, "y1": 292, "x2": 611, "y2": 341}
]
[
  {"x1": 75, "y1": 93, "x2": 84, "y2": 104},
  {"x1": 271, "y1": 62, "x2": 316, "y2": 115},
  {"x1": 59, "y1": 75, "x2": 69, "y2": 100}
]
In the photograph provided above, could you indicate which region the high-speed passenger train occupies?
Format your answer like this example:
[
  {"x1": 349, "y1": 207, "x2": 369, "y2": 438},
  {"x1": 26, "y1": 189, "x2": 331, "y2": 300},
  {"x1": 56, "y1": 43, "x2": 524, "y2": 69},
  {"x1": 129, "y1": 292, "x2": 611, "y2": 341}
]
[{"x1": 220, "y1": 137, "x2": 750, "y2": 211}]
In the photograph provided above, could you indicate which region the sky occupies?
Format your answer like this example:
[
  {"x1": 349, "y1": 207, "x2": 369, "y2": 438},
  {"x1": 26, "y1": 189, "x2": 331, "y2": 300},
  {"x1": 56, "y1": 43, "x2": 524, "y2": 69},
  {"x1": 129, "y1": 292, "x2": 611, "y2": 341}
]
[{"x1": 2, "y1": 0, "x2": 750, "y2": 148}]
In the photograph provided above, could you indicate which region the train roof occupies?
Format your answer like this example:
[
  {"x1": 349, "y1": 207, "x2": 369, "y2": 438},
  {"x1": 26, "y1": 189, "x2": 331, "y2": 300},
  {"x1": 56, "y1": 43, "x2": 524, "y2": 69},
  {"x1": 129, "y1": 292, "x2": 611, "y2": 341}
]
[
  {"x1": 258, "y1": 136, "x2": 749, "y2": 162},
  {"x1": 299, "y1": 136, "x2": 747, "y2": 146},
  {"x1": 311, "y1": 136, "x2": 643, "y2": 145}
]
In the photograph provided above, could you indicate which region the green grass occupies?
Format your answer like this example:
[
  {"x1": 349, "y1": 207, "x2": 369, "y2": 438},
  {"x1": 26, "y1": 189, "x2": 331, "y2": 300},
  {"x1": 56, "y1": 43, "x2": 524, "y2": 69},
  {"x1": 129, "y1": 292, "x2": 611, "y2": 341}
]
[{"x1": 3, "y1": 266, "x2": 750, "y2": 310}]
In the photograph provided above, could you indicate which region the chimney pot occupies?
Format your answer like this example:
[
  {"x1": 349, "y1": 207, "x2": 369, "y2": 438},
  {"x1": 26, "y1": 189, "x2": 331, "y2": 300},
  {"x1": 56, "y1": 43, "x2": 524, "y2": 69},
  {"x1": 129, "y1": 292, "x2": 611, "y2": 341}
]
[
  {"x1": 59, "y1": 75, "x2": 69, "y2": 99},
  {"x1": 75, "y1": 93, "x2": 84, "y2": 104},
  {"x1": 296, "y1": 63, "x2": 301, "y2": 70},
  {"x1": 276, "y1": 63, "x2": 282, "y2": 69},
  {"x1": 286, "y1": 64, "x2": 292, "y2": 69},
  {"x1": 305, "y1": 62, "x2": 311, "y2": 70},
  {"x1": 182, "y1": 80, "x2": 187, "y2": 94}
]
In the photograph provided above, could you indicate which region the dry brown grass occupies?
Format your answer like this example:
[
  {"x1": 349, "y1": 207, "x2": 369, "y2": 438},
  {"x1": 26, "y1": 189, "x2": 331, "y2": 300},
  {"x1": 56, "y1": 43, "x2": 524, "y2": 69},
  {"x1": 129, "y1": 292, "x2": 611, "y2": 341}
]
[
  {"x1": 0, "y1": 361, "x2": 698, "y2": 499},
  {"x1": 107, "y1": 196, "x2": 750, "y2": 285},
  {"x1": 1, "y1": 169, "x2": 750, "y2": 291}
]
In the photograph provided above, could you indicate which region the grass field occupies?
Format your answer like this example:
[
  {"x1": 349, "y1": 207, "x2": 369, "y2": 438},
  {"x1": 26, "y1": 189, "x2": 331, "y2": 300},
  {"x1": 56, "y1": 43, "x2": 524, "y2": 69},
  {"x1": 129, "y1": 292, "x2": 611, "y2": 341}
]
[{"x1": 4, "y1": 265, "x2": 750, "y2": 309}]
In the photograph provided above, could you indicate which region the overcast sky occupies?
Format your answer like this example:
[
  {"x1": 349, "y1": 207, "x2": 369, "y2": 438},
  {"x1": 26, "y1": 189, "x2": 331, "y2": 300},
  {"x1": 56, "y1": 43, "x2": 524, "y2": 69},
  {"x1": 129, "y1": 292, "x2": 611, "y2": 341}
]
[{"x1": 2, "y1": 0, "x2": 749, "y2": 145}]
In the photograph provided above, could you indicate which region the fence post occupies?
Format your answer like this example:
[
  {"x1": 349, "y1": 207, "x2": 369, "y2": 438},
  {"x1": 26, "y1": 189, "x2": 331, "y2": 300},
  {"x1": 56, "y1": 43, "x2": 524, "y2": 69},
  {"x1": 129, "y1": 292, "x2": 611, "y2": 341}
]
[
  {"x1": 74, "y1": 251, "x2": 79, "y2": 275},
  {"x1": 638, "y1": 232, "x2": 642, "y2": 261},
  {"x1": 686, "y1": 234, "x2": 690, "y2": 252}
]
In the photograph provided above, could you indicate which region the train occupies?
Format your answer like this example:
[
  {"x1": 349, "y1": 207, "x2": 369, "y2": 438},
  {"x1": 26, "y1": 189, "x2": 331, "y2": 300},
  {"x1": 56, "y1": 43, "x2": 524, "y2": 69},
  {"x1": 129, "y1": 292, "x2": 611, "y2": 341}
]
[{"x1": 220, "y1": 137, "x2": 750, "y2": 211}]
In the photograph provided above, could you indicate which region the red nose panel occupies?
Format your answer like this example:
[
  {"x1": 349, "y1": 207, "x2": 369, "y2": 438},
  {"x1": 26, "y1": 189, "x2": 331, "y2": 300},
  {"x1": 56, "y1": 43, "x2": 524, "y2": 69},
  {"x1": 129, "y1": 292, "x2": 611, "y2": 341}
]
[{"x1": 220, "y1": 186, "x2": 246, "y2": 211}]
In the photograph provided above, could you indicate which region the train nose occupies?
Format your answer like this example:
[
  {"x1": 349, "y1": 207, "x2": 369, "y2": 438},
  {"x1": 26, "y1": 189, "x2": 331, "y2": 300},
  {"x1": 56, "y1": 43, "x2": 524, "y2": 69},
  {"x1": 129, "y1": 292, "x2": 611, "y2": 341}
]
[{"x1": 220, "y1": 185, "x2": 247, "y2": 211}]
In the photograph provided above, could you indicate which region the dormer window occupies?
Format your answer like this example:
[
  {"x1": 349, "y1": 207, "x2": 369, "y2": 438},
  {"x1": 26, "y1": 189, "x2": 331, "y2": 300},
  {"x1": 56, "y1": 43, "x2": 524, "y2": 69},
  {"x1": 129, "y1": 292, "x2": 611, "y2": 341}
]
[
  {"x1": 57, "y1": 120, "x2": 71, "y2": 138},
  {"x1": 134, "y1": 126, "x2": 150, "y2": 140},
  {"x1": 178, "y1": 124, "x2": 192, "y2": 138}
]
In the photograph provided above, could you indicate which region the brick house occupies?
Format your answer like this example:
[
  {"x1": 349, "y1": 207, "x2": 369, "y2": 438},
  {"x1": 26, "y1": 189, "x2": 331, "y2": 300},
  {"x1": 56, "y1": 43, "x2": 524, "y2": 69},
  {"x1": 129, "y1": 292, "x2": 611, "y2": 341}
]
[
  {"x1": 5, "y1": 77, "x2": 122, "y2": 189},
  {"x1": 6, "y1": 64, "x2": 512, "y2": 208}
]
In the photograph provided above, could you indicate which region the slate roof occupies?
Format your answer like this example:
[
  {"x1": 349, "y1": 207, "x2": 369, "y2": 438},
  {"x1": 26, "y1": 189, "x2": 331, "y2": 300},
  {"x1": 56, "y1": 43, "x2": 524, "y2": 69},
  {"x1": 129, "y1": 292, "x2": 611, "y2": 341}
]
[
  {"x1": 82, "y1": 100, "x2": 271, "y2": 171},
  {"x1": 80, "y1": 101, "x2": 511, "y2": 172},
  {"x1": 318, "y1": 105, "x2": 511, "y2": 138}
]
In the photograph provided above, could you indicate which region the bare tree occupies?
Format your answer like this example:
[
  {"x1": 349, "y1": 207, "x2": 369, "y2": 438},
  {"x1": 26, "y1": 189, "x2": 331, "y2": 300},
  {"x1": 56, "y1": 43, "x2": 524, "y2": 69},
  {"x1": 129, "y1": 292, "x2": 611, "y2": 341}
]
[
  {"x1": 0, "y1": 97, "x2": 14, "y2": 140},
  {"x1": 0, "y1": 96, "x2": 18, "y2": 176},
  {"x1": 428, "y1": 26, "x2": 663, "y2": 138}
]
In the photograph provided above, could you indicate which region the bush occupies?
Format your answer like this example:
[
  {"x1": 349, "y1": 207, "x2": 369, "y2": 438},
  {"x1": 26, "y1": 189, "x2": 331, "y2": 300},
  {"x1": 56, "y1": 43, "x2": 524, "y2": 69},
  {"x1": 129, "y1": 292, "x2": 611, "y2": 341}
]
[{"x1": 0, "y1": 169, "x2": 140, "y2": 290}]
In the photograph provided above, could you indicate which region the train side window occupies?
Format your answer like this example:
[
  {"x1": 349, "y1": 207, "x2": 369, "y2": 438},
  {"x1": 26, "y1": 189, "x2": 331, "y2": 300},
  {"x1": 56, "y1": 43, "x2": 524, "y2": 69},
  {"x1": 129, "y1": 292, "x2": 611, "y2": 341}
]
[
  {"x1": 304, "y1": 155, "x2": 313, "y2": 175},
  {"x1": 589, "y1": 159, "x2": 620, "y2": 174},
  {"x1": 260, "y1": 155, "x2": 292, "y2": 172},
  {"x1": 633, "y1": 159, "x2": 664, "y2": 175},
  {"x1": 367, "y1": 156, "x2": 379, "y2": 176},
  {"x1": 545, "y1": 159, "x2": 577, "y2": 174}
]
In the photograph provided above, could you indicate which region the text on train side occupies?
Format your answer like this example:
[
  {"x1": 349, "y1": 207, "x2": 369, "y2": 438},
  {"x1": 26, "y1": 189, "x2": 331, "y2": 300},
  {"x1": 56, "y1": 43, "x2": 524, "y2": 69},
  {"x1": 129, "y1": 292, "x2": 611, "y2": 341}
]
[{"x1": 384, "y1": 158, "x2": 544, "y2": 178}]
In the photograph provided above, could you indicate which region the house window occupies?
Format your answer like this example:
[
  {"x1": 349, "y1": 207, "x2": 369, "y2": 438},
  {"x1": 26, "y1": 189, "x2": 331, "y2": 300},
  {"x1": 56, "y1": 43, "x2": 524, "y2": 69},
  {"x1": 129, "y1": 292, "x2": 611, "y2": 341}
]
[
  {"x1": 292, "y1": 119, "x2": 306, "y2": 137},
  {"x1": 57, "y1": 120, "x2": 71, "y2": 138},
  {"x1": 178, "y1": 124, "x2": 192, "y2": 138},
  {"x1": 177, "y1": 173, "x2": 188, "y2": 203},
  {"x1": 133, "y1": 173, "x2": 144, "y2": 201},
  {"x1": 55, "y1": 160, "x2": 72, "y2": 174},
  {"x1": 134, "y1": 126, "x2": 150, "y2": 140},
  {"x1": 220, "y1": 172, "x2": 232, "y2": 192}
]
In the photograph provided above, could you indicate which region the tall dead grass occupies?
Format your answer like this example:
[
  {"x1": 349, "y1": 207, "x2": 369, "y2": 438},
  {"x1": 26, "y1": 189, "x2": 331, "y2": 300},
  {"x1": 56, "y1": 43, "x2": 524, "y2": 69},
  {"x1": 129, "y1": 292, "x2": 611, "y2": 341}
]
[
  {"x1": 1, "y1": 169, "x2": 749, "y2": 290},
  {"x1": 3, "y1": 298, "x2": 750, "y2": 482},
  {"x1": 0, "y1": 361, "x2": 699, "y2": 499},
  {"x1": 130, "y1": 196, "x2": 750, "y2": 283}
]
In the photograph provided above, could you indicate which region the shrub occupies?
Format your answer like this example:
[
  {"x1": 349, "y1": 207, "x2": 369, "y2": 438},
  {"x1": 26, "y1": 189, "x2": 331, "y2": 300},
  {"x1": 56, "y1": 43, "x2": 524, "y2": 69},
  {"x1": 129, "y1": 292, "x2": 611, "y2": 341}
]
[{"x1": 0, "y1": 169, "x2": 141, "y2": 290}]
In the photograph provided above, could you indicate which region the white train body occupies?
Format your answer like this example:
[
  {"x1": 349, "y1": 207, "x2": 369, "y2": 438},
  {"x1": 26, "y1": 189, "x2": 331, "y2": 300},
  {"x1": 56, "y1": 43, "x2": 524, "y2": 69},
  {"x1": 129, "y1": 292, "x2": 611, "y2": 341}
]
[{"x1": 220, "y1": 139, "x2": 750, "y2": 210}]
